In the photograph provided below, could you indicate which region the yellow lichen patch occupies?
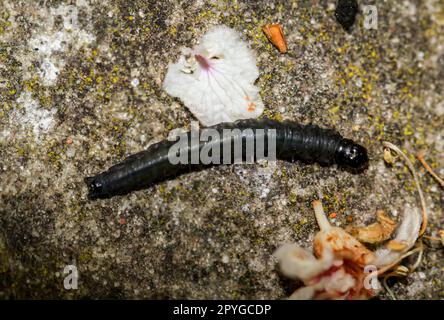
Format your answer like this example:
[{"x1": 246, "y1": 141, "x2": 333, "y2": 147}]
[
  {"x1": 246, "y1": 21, "x2": 270, "y2": 49},
  {"x1": 260, "y1": 109, "x2": 283, "y2": 121},
  {"x1": 329, "y1": 105, "x2": 340, "y2": 114},
  {"x1": 45, "y1": 139, "x2": 65, "y2": 168},
  {"x1": 194, "y1": 9, "x2": 218, "y2": 25},
  {"x1": 23, "y1": 77, "x2": 40, "y2": 92},
  {"x1": 168, "y1": 25, "x2": 177, "y2": 36}
]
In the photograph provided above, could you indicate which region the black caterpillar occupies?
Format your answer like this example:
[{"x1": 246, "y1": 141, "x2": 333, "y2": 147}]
[{"x1": 85, "y1": 119, "x2": 368, "y2": 199}]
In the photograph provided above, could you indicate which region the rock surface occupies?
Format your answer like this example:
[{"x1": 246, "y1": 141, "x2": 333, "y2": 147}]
[{"x1": 0, "y1": 0, "x2": 443, "y2": 299}]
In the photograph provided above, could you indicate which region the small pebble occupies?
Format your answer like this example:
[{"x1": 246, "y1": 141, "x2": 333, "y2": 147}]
[
  {"x1": 335, "y1": 0, "x2": 359, "y2": 32},
  {"x1": 131, "y1": 78, "x2": 140, "y2": 88},
  {"x1": 66, "y1": 146, "x2": 76, "y2": 158}
]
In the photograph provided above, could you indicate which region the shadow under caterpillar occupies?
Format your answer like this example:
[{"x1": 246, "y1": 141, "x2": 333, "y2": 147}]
[{"x1": 85, "y1": 119, "x2": 368, "y2": 199}]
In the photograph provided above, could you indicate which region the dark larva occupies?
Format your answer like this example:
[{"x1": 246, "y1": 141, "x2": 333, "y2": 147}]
[
  {"x1": 85, "y1": 119, "x2": 368, "y2": 199},
  {"x1": 335, "y1": 0, "x2": 359, "y2": 32}
]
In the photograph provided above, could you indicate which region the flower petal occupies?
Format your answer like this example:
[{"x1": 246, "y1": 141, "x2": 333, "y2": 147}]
[
  {"x1": 274, "y1": 244, "x2": 334, "y2": 283},
  {"x1": 163, "y1": 26, "x2": 264, "y2": 126}
]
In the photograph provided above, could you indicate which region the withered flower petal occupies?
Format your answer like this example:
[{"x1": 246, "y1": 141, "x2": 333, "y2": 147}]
[
  {"x1": 276, "y1": 200, "x2": 379, "y2": 300},
  {"x1": 346, "y1": 210, "x2": 398, "y2": 244},
  {"x1": 312, "y1": 200, "x2": 375, "y2": 267},
  {"x1": 274, "y1": 244, "x2": 334, "y2": 283}
]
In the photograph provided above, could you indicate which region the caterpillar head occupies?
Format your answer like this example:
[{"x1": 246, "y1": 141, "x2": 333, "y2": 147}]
[{"x1": 335, "y1": 139, "x2": 369, "y2": 170}]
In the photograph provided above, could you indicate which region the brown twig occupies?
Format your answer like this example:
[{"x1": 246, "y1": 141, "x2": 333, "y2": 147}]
[
  {"x1": 382, "y1": 142, "x2": 428, "y2": 236},
  {"x1": 417, "y1": 152, "x2": 444, "y2": 188}
]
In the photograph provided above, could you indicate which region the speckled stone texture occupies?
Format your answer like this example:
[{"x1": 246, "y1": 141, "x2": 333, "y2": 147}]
[{"x1": 0, "y1": 0, "x2": 443, "y2": 299}]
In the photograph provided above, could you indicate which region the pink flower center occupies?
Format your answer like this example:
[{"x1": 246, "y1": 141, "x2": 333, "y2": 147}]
[{"x1": 195, "y1": 54, "x2": 211, "y2": 70}]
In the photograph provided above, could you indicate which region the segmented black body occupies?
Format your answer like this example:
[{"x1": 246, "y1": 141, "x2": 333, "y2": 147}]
[{"x1": 86, "y1": 119, "x2": 368, "y2": 199}]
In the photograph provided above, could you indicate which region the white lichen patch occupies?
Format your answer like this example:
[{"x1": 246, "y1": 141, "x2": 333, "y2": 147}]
[
  {"x1": 163, "y1": 25, "x2": 264, "y2": 126},
  {"x1": 7, "y1": 91, "x2": 56, "y2": 140},
  {"x1": 16, "y1": 1, "x2": 96, "y2": 86}
]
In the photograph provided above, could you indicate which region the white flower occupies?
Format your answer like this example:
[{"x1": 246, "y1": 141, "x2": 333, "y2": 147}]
[{"x1": 163, "y1": 25, "x2": 264, "y2": 126}]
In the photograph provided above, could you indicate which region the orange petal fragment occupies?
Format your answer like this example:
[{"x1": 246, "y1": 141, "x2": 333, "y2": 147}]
[
  {"x1": 386, "y1": 240, "x2": 408, "y2": 251},
  {"x1": 262, "y1": 24, "x2": 288, "y2": 53}
]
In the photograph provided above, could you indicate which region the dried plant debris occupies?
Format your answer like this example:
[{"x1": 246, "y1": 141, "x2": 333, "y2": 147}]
[
  {"x1": 335, "y1": 0, "x2": 359, "y2": 32},
  {"x1": 417, "y1": 151, "x2": 444, "y2": 188},
  {"x1": 276, "y1": 200, "x2": 423, "y2": 299},
  {"x1": 262, "y1": 24, "x2": 288, "y2": 53},
  {"x1": 276, "y1": 141, "x2": 429, "y2": 299},
  {"x1": 163, "y1": 25, "x2": 264, "y2": 126},
  {"x1": 373, "y1": 204, "x2": 422, "y2": 272},
  {"x1": 382, "y1": 142, "x2": 428, "y2": 237},
  {"x1": 275, "y1": 200, "x2": 379, "y2": 300},
  {"x1": 346, "y1": 210, "x2": 398, "y2": 244},
  {"x1": 424, "y1": 230, "x2": 444, "y2": 246},
  {"x1": 312, "y1": 201, "x2": 375, "y2": 268}
]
